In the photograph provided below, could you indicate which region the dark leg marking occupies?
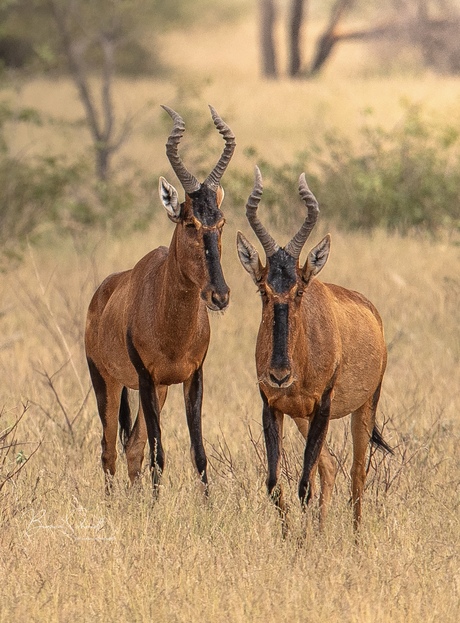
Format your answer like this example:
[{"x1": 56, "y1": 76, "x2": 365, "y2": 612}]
[
  {"x1": 118, "y1": 386, "x2": 131, "y2": 450},
  {"x1": 261, "y1": 390, "x2": 282, "y2": 505},
  {"x1": 126, "y1": 330, "x2": 164, "y2": 491},
  {"x1": 87, "y1": 357, "x2": 107, "y2": 424},
  {"x1": 184, "y1": 365, "x2": 208, "y2": 491},
  {"x1": 298, "y1": 384, "x2": 333, "y2": 507}
]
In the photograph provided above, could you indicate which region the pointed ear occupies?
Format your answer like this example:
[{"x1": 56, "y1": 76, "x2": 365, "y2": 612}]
[
  {"x1": 216, "y1": 185, "x2": 225, "y2": 207},
  {"x1": 237, "y1": 231, "x2": 264, "y2": 284},
  {"x1": 159, "y1": 176, "x2": 181, "y2": 222},
  {"x1": 302, "y1": 234, "x2": 331, "y2": 283}
]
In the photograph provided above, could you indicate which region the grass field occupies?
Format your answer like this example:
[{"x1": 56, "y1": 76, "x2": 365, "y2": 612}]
[{"x1": 1, "y1": 9, "x2": 460, "y2": 623}]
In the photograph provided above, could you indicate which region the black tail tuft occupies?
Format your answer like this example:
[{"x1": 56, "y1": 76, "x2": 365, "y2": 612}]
[
  {"x1": 118, "y1": 387, "x2": 131, "y2": 451},
  {"x1": 371, "y1": 425, "x2": 393, "y2": 455}
]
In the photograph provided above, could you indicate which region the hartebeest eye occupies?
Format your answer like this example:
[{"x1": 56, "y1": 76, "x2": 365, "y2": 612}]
[{"x1": 297, "y1": 289, "x2": 304, "y2": 297}]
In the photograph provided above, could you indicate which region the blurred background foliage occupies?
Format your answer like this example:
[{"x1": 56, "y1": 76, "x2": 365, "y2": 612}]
[{"x1": 0, "y1": 0, "x2": 459, "y2": 262}]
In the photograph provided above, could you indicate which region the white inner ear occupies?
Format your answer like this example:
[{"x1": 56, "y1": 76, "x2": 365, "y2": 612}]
[
  {"x1": 216, "y1": 185, "x2": 225, "y2": 206},
  {"x1": 237, "y1": 232, "x2": 261, "y2": 283},
  {"x1": 307, "y1": 234, "x2": 331, "y2": 276},
  {"x1": 159, "y1": 176, "x2": 180, "y2": 219}
]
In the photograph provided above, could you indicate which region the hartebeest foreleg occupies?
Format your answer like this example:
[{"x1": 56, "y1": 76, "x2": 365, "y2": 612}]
[
  {"x1": 298, "y1": 384, "x2": 334, "y2": 508},
  {"x1": 125, "y1": 403, "x2": 147, "y2": 484},
  {"x1": 293, "y1": 417, "x2": 336, "y2": 528},
  {"x1": 125, "y1": 386, "x2": 168, "y2": 485},
  {"x1": 183, "y1": 365, "x2": 208, "y2": 494},
  {"x1": 262, "y1": 392, "x2": 287, "y2": 527},
  {"x1": 139, "y1": 376, "x2": 164, "y2": 492},
  {"x1": 127, "y1": 334, "x2": 164, "y2": 492}
]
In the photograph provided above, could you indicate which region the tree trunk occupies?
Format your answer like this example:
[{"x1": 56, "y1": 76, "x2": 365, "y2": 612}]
[
  {"x1": 96, "y1": 146, "x2": 111, "y2": 182},
  {"x1": 260, "y1": 0, "x2": 278, "y2": 78},
  {"x1": 310, "y1": 0, "x2": 354, "y2": 75},
  {"x1": 288, "y1": 0, "x2": 306, "y2": 77}
]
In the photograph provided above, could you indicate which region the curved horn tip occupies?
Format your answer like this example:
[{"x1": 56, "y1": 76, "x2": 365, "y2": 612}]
[
  {"x1": 298, "y1": 172, "x2": 314, "y2": 193},
  {"x1": 208, "y1": 104, "x2": 235, "y2": 135},
  {"x1": 208, "y1": 104, "x2": 218, "y2": 118},
  {"x1": 208, "y1": 104, "x2": 226, "y2": 123},
  {"x1": 254, "y1": 165, "x2": 262, "y2": 182},
  {"x1": 161, "y1": 104, "x2": 183, "y2": 122}
]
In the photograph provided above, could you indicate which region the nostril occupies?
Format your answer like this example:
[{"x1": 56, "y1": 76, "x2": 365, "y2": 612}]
[
  {"x1": 212, "y1": 291, "x2": 229, "y2": 309},
  {"x1": 269, "y1": 372, "x2": 291, "y2": 386}
]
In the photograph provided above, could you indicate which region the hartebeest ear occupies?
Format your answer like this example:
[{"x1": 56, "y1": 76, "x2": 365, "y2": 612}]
[
  {"x1": 302, "y1": 234, "x2": 331, "y2": 283},
  {"x1": 237, "y1": 231, "x2": 264, "y2": 284},
  {"x1": 159, "y1": 176, "x2": 181, "y2": 222},
  {"x1": 216, "y1": 185, "x2": 225, "y2": 207}
]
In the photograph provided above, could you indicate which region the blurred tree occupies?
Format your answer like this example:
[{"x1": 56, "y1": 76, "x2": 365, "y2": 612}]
[
  {"x1": 260, "y1": 0, "x2": 460, "y2": 78},
  {"x1": 1, "y1": 0, "x2": 244, "y2": 180},
  {"x1": 259, "y1": 0, "x2": 278, "y2": 77},
  {"x1": 47, "y1": 0, "x2": 135, "y2": 181},
  {"x1": 288, "y1": 0, "x2": 307, "y2": 77}
]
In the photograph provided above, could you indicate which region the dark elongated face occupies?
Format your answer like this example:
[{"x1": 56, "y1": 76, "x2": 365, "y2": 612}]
[
  {"x1": 237, "y1": 231, "x2": 331, "y2": 389},
  {"x1": 161, "y1": 178, "x2": 230, "y2": 311},
  {"x1": 258, "y1": 249, "x2": 303, "y2": 388},
  {"x1": 182, "y1": 185, "x2": 229, "y2": 311}
]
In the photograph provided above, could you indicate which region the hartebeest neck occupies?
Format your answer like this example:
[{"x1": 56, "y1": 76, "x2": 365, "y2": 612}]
[{"x1": 157, "y1": 228, "x2": 210, "y2": 351}]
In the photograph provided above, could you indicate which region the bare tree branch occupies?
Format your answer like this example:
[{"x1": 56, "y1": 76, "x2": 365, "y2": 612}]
[{"x1": 310, "y1": 0, "x2": 355, "y2": 75}]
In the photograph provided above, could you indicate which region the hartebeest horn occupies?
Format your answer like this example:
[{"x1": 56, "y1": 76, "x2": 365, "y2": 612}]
[
  {"x1": 246, "y1": 166, "x2": 279, "y2": 257},
  {"x1": 161, "y1": 105, "x2": 201, "y2": 194},
  {"x1": 203, "y1": 105, "x2": 236, "y2": 192},
  {"x1": 284, "y1": 173, "x2": 319, "y2": 260}
]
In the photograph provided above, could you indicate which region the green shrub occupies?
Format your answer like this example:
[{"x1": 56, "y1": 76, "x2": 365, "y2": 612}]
[{"x1": 230, "y1": 104, "x2": 460, "y2": 236}]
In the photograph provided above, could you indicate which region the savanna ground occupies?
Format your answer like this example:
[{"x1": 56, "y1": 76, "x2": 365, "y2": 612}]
[{"x1": 1, "y1": 10, "x2": 460, "y2": 623}]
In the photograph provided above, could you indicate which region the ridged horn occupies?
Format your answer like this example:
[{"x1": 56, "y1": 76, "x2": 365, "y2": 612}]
[
  {"x1": 246, "y1": 166, "x2": 279, "y2": 258},
  {"x1": 203, "y1": 105, "x2": 236, "y2": 192},
  {"x1": 161, "y1": 105, "x2": 201, "y2": 194},
  {"x1": 284, "y1": 173, "x2": 319, "y2": 260}
]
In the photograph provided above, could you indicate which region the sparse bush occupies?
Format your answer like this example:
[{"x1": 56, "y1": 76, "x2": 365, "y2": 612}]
[
  {"x1": 230, "y1": 103, "x2": 460, "y2": 235},
  {"x1": 0, "y1": 96, "x2": 157, "y2": 261}
]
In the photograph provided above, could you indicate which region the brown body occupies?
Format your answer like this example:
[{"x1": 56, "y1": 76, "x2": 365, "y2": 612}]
[
  {"x1": 257, "y1": 280, "x2": 386, "y2": 420},
  {"x1": 237, "y1": 166, "x2": 390, "y2": 532},
  {"x1": 85, "y1": 106, "x2": 235, "y2": 493}
]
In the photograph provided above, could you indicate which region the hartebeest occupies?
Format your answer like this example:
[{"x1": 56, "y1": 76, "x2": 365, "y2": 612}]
[
  {"x1": 85, "y1": 105, "x2": 235, "y2": 494},
  {"x1": 237, "y1": 166, "x2": 391, "y2": 531}
]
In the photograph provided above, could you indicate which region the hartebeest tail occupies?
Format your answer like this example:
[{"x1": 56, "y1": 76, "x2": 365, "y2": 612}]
[
  {"x1": 237, "y1": 166, "x2": 391, "y2": 532},
  {"x1": 85, "y1": 105, "x2": 235, "y2": 495}
]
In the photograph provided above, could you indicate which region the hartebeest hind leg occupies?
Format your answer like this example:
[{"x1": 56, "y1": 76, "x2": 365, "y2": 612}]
[
  {"x1": 87, "y1": 358, "x2": 124, "y2": 493},
  {"x1": 183, "y1": 365, "x2": 208, "y2": 494},
  {"x1": 350, "y1": 390, "x2": 379, "y2": 531}
]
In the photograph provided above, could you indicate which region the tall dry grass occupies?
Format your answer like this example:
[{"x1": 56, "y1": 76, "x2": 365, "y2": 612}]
[
  {"x1": 1, "y1": 217, "x2": 459, "y2": 622},
  {"x1": 1, "y1": 11, "x2": 460, "y2": 623}
]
